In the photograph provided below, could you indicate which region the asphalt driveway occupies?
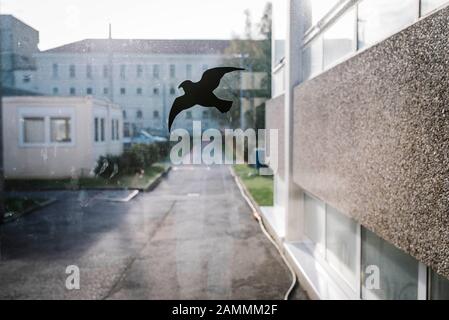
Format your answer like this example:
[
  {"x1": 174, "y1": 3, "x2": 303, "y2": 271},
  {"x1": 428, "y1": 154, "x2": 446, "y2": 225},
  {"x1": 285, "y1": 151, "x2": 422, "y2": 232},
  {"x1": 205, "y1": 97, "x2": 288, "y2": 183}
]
[{"x1": 0, "y1": 164, "x2": 307, "y2": 300}]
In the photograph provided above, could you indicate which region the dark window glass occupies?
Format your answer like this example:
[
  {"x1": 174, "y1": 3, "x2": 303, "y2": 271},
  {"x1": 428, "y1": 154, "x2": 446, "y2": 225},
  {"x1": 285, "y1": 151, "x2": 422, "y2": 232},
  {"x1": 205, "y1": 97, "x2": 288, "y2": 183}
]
[
  {"x1": 100, "y1": 118, "x2": 105, "y2": 141},
  {"x1": 94, "y1": 118, "x2": 99, "y2": 142},
  {"x1": 69, "y1": 64, "x2": 76, "y2": 78},
  {"x1": 430, "y1": 269, "x2": 449, "y2": 300}
]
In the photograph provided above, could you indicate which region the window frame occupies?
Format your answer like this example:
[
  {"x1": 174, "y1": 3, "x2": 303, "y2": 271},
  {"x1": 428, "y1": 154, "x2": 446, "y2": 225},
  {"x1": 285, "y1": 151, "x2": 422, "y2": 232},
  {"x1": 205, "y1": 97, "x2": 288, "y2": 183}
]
[
  {"x1": 299, "y1": 0, "x2": 434, "y2": 82},
  {"x1": 50, "y1": 117, "x2": 72, "y2": 143},
  {"x1": 18, "y1": 107, "x2": 76, "y2": 147}
]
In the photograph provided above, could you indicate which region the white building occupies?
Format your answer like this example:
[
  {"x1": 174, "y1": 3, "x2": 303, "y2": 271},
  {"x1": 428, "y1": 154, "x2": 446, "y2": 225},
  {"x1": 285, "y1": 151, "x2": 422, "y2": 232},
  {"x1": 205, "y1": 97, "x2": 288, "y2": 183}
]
[
  {"x1": 34, "y1": 39, "x2": 231, "y2": 139},
  {"x1": 265, "y1": 0, "x2": 449, "y2": 300},
  {"x1": 2, "y1": 96, "x2": 123, "y2": 179}
]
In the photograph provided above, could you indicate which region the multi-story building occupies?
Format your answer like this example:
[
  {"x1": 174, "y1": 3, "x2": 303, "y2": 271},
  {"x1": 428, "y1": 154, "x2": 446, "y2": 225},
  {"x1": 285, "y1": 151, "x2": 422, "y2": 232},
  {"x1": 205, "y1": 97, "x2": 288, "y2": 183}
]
[
  {"x1": 35, "y1": 38, "x2": 234, "y2": 139},
  {"x1": 1, "y1": 15, "x2": 269, "y2": 139},
  {"x1": 264, "y1": 0, "x2": 449, "y2": 300},
  {"x1": 0, "y1": 14, "x2": 39, "y2": 93}
]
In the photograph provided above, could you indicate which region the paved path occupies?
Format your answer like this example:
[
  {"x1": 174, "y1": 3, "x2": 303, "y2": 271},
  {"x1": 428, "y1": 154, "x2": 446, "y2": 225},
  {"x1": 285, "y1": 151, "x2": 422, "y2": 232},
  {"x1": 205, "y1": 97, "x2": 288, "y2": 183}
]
[{"x1": 0, "y1": 164, "x2": 307, "y2": 299}]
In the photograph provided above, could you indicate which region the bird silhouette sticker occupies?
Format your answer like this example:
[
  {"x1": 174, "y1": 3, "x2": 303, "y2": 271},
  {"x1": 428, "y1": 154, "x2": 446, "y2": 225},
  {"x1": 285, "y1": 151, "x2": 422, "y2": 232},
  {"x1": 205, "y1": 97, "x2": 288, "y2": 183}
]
[{"x1": 168, "y1": 67, "x2": 245, "y2": 131}]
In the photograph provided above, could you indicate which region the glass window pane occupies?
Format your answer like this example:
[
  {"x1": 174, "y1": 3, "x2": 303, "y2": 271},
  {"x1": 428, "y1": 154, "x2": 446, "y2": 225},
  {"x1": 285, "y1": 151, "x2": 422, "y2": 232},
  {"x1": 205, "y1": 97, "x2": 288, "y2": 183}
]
[
  {"x1": 358, "y1": 0, "x2": 417, "y2": 49},
  {"x1": 304, "y1": 193, "x2": 325, "y2": 251},
  {"x1": 361, "y1": 228, "x2": 418, "y2": 300},
  {"x1": 302, "y1": 36, "x2": 323, "y2": 81},
  {"x1": 430, "y1": 270, "x2": 449, "y2": 300},
  {"x1": 421, "y1": 0, "x2": 449, "y2": 15},
  {"x1": 304, "y1": 0, "x2": 340, "y2": 31},
  {"x1": 50, "y1": 118, "x2": 71, "y2": 143},
  {"x1": 100, "y1": 118, "x2": 105, "y2": 141},
  {"x1": 323, "y1": 7, "x2": 355, "y2": 68},
  {"x1": 94, "y1": 118, "x2": 99, "y2": 142},
  {"x1": 23, "y1": 117, "x2": 45, "y2": 143},
  {"x1": 326, "y1": 205, "x2": 358, "y2": 286},
  {"x1": 273, "y1": 0, "x2": 287, "y2": 66}
]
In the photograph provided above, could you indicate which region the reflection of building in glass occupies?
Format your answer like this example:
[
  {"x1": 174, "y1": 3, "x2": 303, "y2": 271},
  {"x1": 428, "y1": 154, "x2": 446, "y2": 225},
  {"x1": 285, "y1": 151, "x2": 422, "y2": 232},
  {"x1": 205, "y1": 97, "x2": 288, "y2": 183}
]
[{"x1": 266, "y1": 0, "x2": 449, "y2": 300}]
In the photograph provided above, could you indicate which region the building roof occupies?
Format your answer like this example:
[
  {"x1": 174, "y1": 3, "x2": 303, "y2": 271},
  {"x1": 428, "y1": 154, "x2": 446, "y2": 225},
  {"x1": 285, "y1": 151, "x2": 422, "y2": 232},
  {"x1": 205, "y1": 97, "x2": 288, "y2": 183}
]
[
  {"x1": 42, "y1": 39, "x2": 233, "y2": 55},
  {"x1": 0, "y1": 14, "x2": 39, "y2": 34},
  {"x1": 1, "y1": 86, "x2": 42, "y2": 97}
]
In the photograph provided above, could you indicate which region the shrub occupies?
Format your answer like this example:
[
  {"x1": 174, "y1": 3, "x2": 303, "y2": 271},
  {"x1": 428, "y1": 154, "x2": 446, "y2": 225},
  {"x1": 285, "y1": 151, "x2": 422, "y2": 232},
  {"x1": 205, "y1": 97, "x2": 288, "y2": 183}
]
[
  {"x1": 94, "y1": 142, "x2": 171, "y2": 178},
  {"x1": 94, "y1": 155, "x2": 121, "y2": 178}
]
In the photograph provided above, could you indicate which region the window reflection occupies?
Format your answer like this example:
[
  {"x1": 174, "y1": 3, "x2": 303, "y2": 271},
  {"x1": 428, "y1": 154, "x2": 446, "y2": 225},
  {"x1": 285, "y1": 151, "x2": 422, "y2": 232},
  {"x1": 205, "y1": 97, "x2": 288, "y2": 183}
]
[
  {"x1": 273, "y1": 0, "x2": 287, "y2": 66},
  {"x1": 23, "y1": 117, "x2": 45, "y2": 143},
  {"x1": 358, "y1": 0, "x2": 417, "y2": 49},
  {"x1": 326, "y1": 205, "x2": 358, "y2": 287},
  {"x1": 361, "y1": 228, "x2": 418, "y2": 300},
  {"x1": 323, "y1": 7, "x2": 355, "y2": 68},
  {"x1": 304, "y1": 0, "x2": 340, "y2": 31},
  {"x1": 421, "y1": 0, "x2": 449, "y2": 15},
  {"x1": 304, "y1": 193, "x2": 326, "y2": 252},
  {"x1": 430, "y1": 269, "x2": 449, "y2": 300},
  {"x1": 50, "y1": 118, "x2": 71, "y2": 143}
]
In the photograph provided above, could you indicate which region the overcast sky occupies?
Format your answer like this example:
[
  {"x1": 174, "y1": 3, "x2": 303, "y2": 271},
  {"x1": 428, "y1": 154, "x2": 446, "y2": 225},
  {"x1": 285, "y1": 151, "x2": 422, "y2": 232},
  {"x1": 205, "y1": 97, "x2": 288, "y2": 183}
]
[{"x1": 0, "y1": 0, "x2": 269, "y2": 50}]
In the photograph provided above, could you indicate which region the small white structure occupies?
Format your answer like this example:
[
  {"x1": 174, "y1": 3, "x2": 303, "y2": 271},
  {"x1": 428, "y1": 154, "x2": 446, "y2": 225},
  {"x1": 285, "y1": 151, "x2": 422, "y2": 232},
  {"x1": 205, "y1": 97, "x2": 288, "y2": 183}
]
[{"x1": 2, "y1": 96, "x2": 123, "y2": 179}]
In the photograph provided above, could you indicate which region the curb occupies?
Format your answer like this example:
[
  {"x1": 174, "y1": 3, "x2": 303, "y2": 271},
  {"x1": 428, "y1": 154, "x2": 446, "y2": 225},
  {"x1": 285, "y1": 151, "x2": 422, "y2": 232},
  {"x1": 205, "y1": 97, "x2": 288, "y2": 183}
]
[
  {"x1": 5, "y1": 165, "x2": 172, "y2": 193},
  {"x1": 2, "y1": 198, "x2": 57, "y2": 224},
  {"x1": 141, "y1": 166, "x2": 172, "y2": 192}
]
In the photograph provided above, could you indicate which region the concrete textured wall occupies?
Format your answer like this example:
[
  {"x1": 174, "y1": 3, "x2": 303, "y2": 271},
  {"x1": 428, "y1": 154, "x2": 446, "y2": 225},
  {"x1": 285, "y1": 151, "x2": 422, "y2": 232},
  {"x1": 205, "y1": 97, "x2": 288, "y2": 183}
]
[
  {"x1": 266, "y1": 94, "x2": 285, "y2": 179},
  {"x1": 293, "y1": 7, "x2": 449, "y2": 277}
]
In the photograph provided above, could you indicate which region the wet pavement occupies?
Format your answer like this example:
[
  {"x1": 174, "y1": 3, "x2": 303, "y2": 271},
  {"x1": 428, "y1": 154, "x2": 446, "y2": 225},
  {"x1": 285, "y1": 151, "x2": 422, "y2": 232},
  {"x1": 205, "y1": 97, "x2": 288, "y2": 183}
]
[{"x1": 0, "y1": 164, "x2": 308, "y2": 300}]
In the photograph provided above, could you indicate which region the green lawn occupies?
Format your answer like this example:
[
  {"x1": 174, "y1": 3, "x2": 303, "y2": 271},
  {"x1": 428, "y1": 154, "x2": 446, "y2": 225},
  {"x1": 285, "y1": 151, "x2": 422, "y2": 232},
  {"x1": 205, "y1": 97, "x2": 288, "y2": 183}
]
[
  {"x1": 6, "y1": 163, "x2": 167, "y2": 191},
  {"x1": 234, "y1": 164, "x2": 273, "y2": 207}
]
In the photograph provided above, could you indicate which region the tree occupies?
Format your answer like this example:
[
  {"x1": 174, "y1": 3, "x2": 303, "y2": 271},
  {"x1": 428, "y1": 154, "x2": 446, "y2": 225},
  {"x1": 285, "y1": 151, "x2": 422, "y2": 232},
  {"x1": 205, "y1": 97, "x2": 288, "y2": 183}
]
[{"x1": 212, "y1": 2, "x2": 272, "y2": 130}]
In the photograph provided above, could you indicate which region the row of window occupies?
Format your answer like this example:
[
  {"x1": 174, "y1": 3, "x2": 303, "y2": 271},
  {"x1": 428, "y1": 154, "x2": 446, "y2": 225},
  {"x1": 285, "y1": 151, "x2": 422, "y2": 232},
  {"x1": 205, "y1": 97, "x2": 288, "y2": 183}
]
[
  {"x1": 122, "y1": 110, "x2": 159, "y2": 120},
  {"x1": 302, "y1": 0, "x2": 449, "y2": 80},
  {"x1": 22, "y1": 117, "x2": 71, "y2": 145},
  {"x1": 303, "y1": 193, "x2": 449, "y2": 300},
  {"x1": 121, "y1": 110, "x2": 209, "y2": 121},
  {"x1": 52, "y1": 63, "x2": 208, "y2": 79},
  {"x1": 22, "y1": 116, "x2": 121, "y2": 145},
  {"x1": 54, "y1": 86, "x2": 176, "y2": 96},
  {"x1": 93, "y1": 117, "x2": 121, "y2": 142}
]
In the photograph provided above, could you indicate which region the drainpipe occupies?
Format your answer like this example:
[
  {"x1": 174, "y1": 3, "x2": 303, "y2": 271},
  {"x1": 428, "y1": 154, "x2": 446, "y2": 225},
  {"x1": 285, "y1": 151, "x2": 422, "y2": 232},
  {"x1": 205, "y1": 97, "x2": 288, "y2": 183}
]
[{"x1": 284, "y1": 0, "x2": 305, "y2": 242}]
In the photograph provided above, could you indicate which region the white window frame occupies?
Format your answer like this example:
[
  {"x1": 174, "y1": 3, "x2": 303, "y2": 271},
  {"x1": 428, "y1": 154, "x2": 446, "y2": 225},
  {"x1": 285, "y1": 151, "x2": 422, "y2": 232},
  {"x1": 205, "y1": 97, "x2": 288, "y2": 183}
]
[
  {"x1": 18, "y1": 107, "x2": 76, "y2": 148},
  {"x1": 302, "y1": 192, "x2": 361, "y2": 298},
  {"x1": 299, "y1": 0, "x2": 433, "y2": 82}
]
